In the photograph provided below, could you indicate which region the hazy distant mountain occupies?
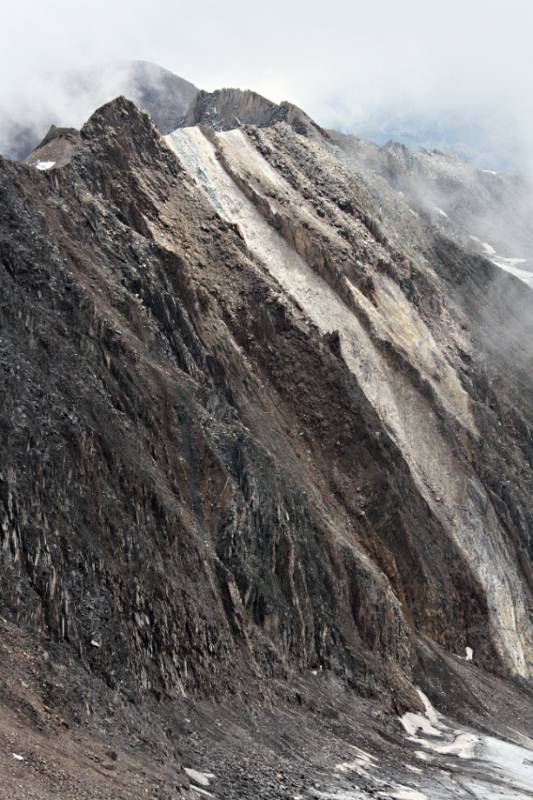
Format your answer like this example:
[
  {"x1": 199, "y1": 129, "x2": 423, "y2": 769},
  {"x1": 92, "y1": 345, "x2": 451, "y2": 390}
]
[
  {"x1": 330, "y1": 132, "x2": 533, "y2": 283},
  {"x1": 76, "y1": 60, "x2": 199, "y2": 134},
  {"x1": 1, "y1": 60, "x2": 198, "y2": 159},
  {"x1": 2, "y1": 60, "x2": 525, "y2": 178},
  {"x1": 345, "y1": 111, "x2": 522, "y2": 173}
]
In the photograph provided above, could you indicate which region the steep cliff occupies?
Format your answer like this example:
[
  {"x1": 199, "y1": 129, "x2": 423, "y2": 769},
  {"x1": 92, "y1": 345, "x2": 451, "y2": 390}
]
[{"x1": 1, "y1": 94, "x2": 532, "y2": 798}]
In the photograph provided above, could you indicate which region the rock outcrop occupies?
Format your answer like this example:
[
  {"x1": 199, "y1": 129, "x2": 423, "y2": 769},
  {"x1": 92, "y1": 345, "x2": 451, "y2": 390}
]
[{"x1": 180, "y1": 87, "x2": 327, "y2": 137}]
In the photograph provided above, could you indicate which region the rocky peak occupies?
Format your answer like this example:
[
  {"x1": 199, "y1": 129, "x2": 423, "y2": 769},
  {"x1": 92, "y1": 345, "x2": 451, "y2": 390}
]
[
  {"x1": 180, "y1": 87, "x2": 326, "y2": 137},
  {"x1": 80, "y1": 95, "x2": 156, "y2": 141},
  {"x1": 1, "y1": 60, "x2": 199, "y2": 161},
  {"x1": 118, "y1": 59, "x2": 199, "y2": 133},
  {"x1": 36, "y1": 124, "x2": 80, "y2": 149},
  {"x1": 25, "y1": 125, "x2": 81, "y2": 170},
  {"x1": 382, "y1": 140, "x2": 418, "y2": 171}
]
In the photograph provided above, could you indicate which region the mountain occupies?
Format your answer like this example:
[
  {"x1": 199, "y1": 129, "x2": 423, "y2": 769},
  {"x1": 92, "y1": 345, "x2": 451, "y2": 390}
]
[
  {"x1": 76, "y1": 61, "x2": 199, "y2": 134},
  {"x1": 332, "y1": 133, "x2": 533, "y2": 285},
  {"x1": 181, "y1": 87, "x2": 325, "y2": 135},
  {"x1": 0, "y1": 60, "x2": 199, "y2": 160},
  {"x1": 1, "y1": 81, "x2": 533, "y2": 799},
  {"x1": 346, "y1": 111, "x2": 524, "y2": 174}
]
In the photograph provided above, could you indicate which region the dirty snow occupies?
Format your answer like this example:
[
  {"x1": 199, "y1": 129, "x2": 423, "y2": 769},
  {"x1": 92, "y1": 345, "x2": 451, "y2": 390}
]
[
  {"x1": 184, "y1": 768, "x2": 214, "y2": 787},
  {"x1": 414, "y1": 751, "x2": 434, "y2": 762},
  {"x1": 221, "y1": 128, "x2": 288, "y2": 194},
  {"x1": 347, "y1": 273, "x2": 474, "y2": 431},
  {"x1": 313, "y1": 688, "x2": 532, "y2": 799},
  {"x1": 401, "y1": 689, "x2": 533, "y2": 797},
  {"x1": 401, "y1": 712, "x2": 440, "y2": 738},
  {"x1": 190, "y1": 788, "x2": 214, "y2": 798},
  {"x1": 482, "y1": 735, "x2": 533, "y2": 795},
  {"x1": 384, "y1": 790, "x2": 427, "y2": 800}
]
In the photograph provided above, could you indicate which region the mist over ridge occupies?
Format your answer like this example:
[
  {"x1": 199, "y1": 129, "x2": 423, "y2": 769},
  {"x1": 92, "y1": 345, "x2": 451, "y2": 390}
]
[{"x1": 2, "y1": 0, "x2": 533, "y2": 173}]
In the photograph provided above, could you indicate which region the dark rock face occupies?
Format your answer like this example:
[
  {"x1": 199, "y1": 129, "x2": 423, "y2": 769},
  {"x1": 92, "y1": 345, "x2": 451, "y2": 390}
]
[
  {"x1": 0, "y1": 99, "x2": 417, "y2": 708},
  {"x1": 1, "y1": 93, "x2": 533, "y2": 798},
  {"x1": 166, "y1": 118, "x2": 533, "y2": 683},
  {"x1": 180, "y1": 87, "x2": 326, "y2": 137},
  {"x1": 35, "y1": 125, "x2": 80, "y2": 150}
]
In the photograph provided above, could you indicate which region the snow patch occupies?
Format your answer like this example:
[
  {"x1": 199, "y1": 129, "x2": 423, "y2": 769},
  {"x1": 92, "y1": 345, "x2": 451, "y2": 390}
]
[
  {"x1": 481, "y1": 241, "x2": 496, "y2": 256},
  {"x1": 402, "y1": 688, "x2": 533, "y2": 797},
  {"x1": 401, "y1": 690, "x2": 478, "y2": 759},
  {"x1": 414, "y1": 751, "x2": 434, "y2": 762},
  {"x1": 35, "y1": 160, "x2": 55, "y2": 171},
  {"x1": 385, "y1": 790, "x2": 427, "y2": 800},
  {"x1": 481, "y1": 736, "x2": 533, "y2": 795},
  {"x1": 190, "y1": 788, "x2": 214, "y2": 798},
  {"x1": 465, "y1": 646, "x2": 473, "y2": 661},
  {"x1": 433, "y1": 206, "x2": 448, "y2": 218},
  {"x1": 490, "y1": 256, "x2": 533, "y2": 287},
  {"x1": 416, "y1": 690, "x2": 444, "y2": 727},
  {"x1": 419, "y1": 731, "x2": 478, "y2": 759},
  {"x1": 184, "y1": 768, "x2": 214, "y2": 788},
  {"x1": 469, "y1": 235, "x2": 533, "y2": 287},
  {"x1": 401, "y1": 713, "x2": 440, "y2": 738}
]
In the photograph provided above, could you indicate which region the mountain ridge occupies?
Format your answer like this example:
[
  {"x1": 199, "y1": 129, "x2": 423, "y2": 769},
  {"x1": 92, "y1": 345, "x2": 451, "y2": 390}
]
[
  {"x1": 1, "y1": 60, "x2": 199, "y2": 160},
  {"x1": 1, "y1": 87, "x2": 533, "y2": 799}
]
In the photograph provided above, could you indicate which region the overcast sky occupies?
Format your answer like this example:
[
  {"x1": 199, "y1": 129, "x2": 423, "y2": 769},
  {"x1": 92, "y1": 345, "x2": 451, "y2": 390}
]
[{"x1": 2, "y1": 0, "x2": 533, "y2": 169}]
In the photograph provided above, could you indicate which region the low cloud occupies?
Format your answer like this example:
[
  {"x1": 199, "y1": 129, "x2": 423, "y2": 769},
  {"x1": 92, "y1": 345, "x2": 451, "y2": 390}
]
[{"x1": 1, "y1": 0, "x2": 532, "y2": 172}]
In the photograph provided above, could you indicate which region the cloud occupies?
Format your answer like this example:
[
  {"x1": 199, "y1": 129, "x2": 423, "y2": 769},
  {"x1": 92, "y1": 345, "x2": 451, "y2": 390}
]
[{"x1": 1, "y1": 0, "x2": 532, "y2": 170}]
